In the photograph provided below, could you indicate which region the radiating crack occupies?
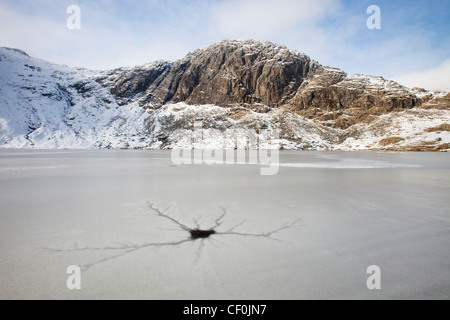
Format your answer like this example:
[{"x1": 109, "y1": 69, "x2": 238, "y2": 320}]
[
  {"x1": 41, "y1": 202, "x2": 301, "y2": 271},
  {"x1": 217, "y1": 218, "x2": 302, "y2": 241}
]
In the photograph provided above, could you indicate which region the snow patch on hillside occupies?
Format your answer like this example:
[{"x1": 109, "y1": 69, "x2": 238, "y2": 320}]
[
  {"x1": 146, "y1": 103, "x2": 336, "y2": 150},
  {"x1": 337, "y1": 109, "x2": 450, "y2": 151}
]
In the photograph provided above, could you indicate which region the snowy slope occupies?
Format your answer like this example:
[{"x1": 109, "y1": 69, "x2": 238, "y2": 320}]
[
  {"x1": 146, "y1": 102, "x2": 337, "y2": 150},
  {"x1": 337, "y1": 108, "x2": 450, "y2": 151},
  {"x1": 0, "y1": 47, "x2": 151, "y2": 149}
]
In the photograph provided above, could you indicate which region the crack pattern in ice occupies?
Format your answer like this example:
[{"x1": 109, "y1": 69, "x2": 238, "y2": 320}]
[{"x1": 41, "y1": 202, "x2": 301, "y2": 271}]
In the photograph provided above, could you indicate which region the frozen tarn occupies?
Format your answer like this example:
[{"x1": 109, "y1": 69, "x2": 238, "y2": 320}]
[{"x1": 0, "y1": 150, "x2": 449, "y2": 299}]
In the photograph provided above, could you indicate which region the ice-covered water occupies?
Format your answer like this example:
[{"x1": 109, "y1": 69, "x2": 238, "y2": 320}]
[{"x1": 0, "y1": 150, "x2": 449, "y2": 299}]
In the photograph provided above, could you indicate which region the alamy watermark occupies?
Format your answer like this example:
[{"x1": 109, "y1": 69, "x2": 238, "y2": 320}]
[
  {"x1": 366, "y1": 265, "x2": 381, "y2": 290},
  {"x1": 66, "y1": 265, "x2": 81, "y2": 290},
  {"x1": 170, "y1": 122, "x2": 281, "y2": 176},
  {"x1": 66, "y1": 5, "x2": 81, "y2": 30},
  {"x1": 367, "y1": 5, "x2": 381, "y2": 30}
]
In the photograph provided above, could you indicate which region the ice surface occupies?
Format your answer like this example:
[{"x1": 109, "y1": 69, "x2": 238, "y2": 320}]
[{"x1": 0, "y1": 150, "x2": 449, "y2": 299}]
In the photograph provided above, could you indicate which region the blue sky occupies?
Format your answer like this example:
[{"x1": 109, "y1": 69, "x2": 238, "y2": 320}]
[{"x1": 1, "y1": 0, "x2": 449, "y2": 90}]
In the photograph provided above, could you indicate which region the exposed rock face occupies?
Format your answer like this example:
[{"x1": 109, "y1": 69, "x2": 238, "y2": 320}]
[
  {"x1": 288, "y1": 67, "x2": 426, "y2": 129},
  {"x1": 98, "y1": 40, "x2": 448, "y2": 131},
  {"x1": 103, "y1": 40, "x2": 320, "y2": 109}
]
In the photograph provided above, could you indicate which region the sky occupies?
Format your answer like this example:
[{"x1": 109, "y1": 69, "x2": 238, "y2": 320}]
[{"x1": 0, "y1": 0, "x2": 449, "y2": 91}]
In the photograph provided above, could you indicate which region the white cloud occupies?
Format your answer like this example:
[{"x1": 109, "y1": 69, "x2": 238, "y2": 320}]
[
  {"x1": 392, "y1": 60, "x2": 450, "y2": 92},
  {"x1": 209, "y1": 0, "x2": 340, "y2": 39},
  {"x1": 0, "y1": 3, "x2": 69, "y2": 53},
  {"x1": 0, "y1": 2, "x2": 191, "y2": 69}
]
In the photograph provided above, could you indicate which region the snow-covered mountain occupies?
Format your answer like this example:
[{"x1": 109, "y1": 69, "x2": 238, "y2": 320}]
[
  {"x1": 0, "y1": 47, "x2": 150, "y2": 149},
  {"x1": 1, "y1": 40, "x2": 449, "y2": 151}
]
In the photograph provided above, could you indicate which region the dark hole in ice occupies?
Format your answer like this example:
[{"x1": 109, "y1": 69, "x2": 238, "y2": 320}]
[{"x1": 190, "y1": 229, "x2": 216, "y2": 240}]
